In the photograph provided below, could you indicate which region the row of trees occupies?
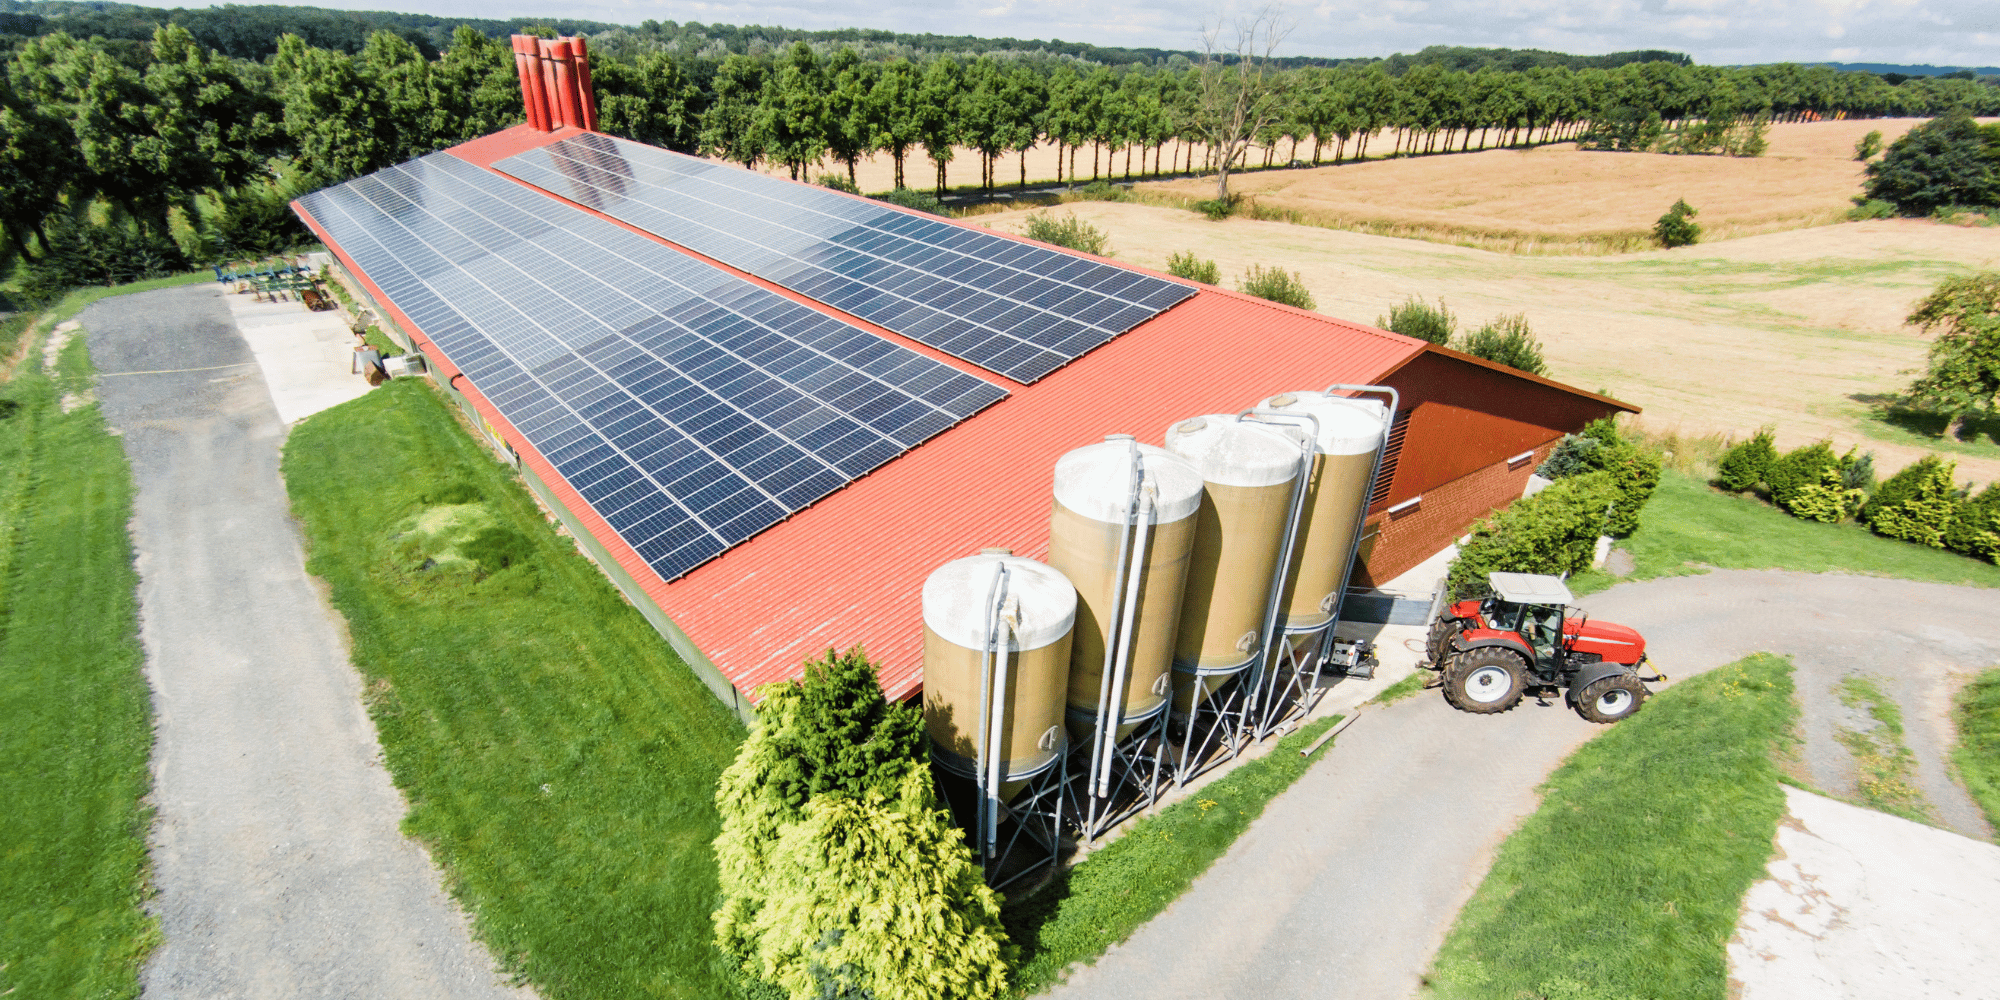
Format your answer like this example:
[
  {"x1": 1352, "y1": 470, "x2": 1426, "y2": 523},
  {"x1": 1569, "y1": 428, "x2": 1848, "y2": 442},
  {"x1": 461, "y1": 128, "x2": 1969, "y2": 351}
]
[{"x1": 5, "y1": 20, "x2": 2000, "y2": 297}]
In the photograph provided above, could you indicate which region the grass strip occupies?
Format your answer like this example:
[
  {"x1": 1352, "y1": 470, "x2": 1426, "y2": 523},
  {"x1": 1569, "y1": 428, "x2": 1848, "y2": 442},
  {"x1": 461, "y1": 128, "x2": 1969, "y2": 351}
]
[
  {"x1": 0, "y1": 316, "x2": 156, "y2": 998},
  {"x1": 1371, "y1": 671, "x2": 1427, "y2": 706},
  {"x1": 1833, "y1": 675, "x2": 1935, "y2": 823},
  {"x1": 1003, "y1": 713, "x2": 1343, "y2": 996},
  {"x1": 1426, "y1": 653, "x2": 1797, "y2": 1000},
  {"x1": 1572, "y1": 470, "x2": 2000, "y2": 596},
  {"x1": 1953, "y1": 668, "x2": 2000, "y2": 833},
  {"x1": 281, "y1": 379, "x2": 746, "y2": 999}
]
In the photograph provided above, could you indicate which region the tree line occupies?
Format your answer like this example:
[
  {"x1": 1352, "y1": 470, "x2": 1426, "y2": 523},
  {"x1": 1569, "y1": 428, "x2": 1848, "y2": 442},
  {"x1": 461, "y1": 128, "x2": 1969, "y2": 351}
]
[{"x1": 5, "y1": 18, "x2": 1999, "y2": 302}]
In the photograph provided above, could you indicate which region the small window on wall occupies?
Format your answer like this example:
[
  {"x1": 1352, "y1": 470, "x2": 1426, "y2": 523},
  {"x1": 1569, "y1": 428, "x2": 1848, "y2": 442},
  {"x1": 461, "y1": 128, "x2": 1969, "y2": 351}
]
[{"x1": 1368, "y1": 409, "x2": 1411, "y2": 511}]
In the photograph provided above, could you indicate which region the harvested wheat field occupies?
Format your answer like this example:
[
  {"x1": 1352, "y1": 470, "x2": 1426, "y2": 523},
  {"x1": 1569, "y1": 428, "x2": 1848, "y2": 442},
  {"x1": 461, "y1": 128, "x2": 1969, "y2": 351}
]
[
  {"x1": 1137, "y1": 119, "x2": 1958, "y2": 253},
  {"x1": 976, "y1": 202, "x2": 2000, "y2": 486}
]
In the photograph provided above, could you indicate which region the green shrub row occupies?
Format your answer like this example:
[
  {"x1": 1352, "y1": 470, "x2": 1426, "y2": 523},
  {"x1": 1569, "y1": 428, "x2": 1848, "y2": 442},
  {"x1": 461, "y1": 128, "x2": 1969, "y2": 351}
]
[
  {"x1": 1446, "y1": 470, "x2": 1621, "y2": 599},
  {"x1": 1376, "y1": 295, "x2": 1550, "y2": 375},
  {"x1": 1535, "y1": 418, "x2": 1662, "y2": 537},
  {"x1": 713, "y1": 649, "x2": 1010, "y2": 1000},
  {"x1": 1715, "y1": 432, "x2": 1998, "y2": 562}
]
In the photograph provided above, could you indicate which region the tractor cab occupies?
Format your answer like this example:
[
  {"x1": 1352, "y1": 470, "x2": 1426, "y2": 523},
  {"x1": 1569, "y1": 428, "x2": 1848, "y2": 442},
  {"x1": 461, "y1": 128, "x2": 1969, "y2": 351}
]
[{"x1": 1423, "y1": 572, "x2": 1663, "y2": 723}]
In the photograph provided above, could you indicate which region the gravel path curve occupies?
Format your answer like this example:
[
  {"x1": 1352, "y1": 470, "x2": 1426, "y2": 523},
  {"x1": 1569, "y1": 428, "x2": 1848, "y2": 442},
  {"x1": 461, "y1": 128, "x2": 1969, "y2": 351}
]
[
  {"x1": 84, "y1": 286, "x2": 530, "y2": 1000},
  {"x1": 1045, "y1": 570, "x2": 2000, "y2": 1000}
]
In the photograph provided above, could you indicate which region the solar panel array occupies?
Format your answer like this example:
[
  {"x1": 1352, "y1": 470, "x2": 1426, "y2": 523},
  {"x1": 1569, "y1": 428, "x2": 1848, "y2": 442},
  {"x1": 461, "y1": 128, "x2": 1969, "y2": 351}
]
[
  {"x1": 297, "y1": 152, "x2": 1007, "y2": 581},
  {"x1": 493, "y1": 134, "x2": 1196, "y2": 384}
]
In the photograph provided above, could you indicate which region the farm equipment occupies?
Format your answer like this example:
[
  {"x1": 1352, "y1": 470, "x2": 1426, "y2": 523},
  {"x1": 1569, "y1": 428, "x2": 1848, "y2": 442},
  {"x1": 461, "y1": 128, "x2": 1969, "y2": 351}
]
[{"x1": 1423, "y1": 572, "x2": 1664, "y2": 723}]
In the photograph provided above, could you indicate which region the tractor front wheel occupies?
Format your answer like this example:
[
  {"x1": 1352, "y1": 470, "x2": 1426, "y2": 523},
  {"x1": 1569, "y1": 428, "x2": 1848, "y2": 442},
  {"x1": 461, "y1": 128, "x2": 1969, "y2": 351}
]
[
  {"x1": 1575, "y1": 673, "x2": 1647, "y2": 724},
  {"x1": 1425, "y1": 616, "x2": 1463, "y2": 668},
  {"x1": 1444, "y1": 648, "x2": 1527, "y2": 714}
]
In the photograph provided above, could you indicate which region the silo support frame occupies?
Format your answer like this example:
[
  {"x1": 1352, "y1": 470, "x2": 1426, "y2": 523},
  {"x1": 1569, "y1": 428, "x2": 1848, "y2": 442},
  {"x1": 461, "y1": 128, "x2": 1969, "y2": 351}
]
[
  {"x1": 987, "y1": 756, "x2": 1070, "y2": 891},
  {"x1": 1251, "y1": 621, "x2": 1337, "y2": 739},
  {"x1": 1069, "y1": 706, "x2": 1170, "y2": 841},
  {"x1": 1169, "y1": 668, "x2": 1256, "y2": 787}
]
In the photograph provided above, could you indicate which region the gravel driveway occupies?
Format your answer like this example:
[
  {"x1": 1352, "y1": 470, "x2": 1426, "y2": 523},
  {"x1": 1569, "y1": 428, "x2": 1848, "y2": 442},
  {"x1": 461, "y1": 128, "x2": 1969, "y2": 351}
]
[
  {"x1": 84, "y1": 285, "x2": 529, "y2": 1000},
  {"x1": 1046, "y1": 570, "x2": 2000, "y2": 1000}
]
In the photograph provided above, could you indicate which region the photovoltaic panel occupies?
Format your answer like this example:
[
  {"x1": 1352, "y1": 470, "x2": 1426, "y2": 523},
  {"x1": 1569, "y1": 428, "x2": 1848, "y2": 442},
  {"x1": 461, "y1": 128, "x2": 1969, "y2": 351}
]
[
  {"x1": 492, "y1": 134, "x2": 1196, "y2": 384},
  {"x1": 296, "y1": 151, "x2": 1007, "y2": 582}
]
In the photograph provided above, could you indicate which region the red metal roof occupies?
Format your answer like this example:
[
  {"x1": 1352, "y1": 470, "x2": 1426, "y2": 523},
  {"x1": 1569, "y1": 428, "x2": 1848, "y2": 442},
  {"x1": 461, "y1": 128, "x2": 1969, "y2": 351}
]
[{"x1": 298, "y1": 125, "x2": 1440, "y2": 703}]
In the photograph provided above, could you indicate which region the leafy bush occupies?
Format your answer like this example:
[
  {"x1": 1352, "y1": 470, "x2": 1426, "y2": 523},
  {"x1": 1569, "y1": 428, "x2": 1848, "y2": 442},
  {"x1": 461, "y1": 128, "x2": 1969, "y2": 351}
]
[
  {"x1": 713, "y1": 649, "x2": 1010, "y2": 1000},
  {"x1": 1576, "y1": 104, "x2": 1663, "y2": 152},
  {"x1": 1446, "y1": 471, "x2": 1620, "y2": 599},
  {"x1": 1544, "y1": 418, "x2": 1661, "y2": 538},
  {"x1": 1787, "y1": 467, "x2": 1867, "y2": 524},
  {"x1": 1192, "y1": 196, "x2": 1238, "y2": 221},
  {"x1": 1715, "y1": 428, "x2": 1777, "y2": 492},
  {"x1": 1862, "y1": 454, "x2": 1963, "y2": 548},
  {"x1": 1653, "y1": 198, "x2": 1701, "y2": 248},
  {"x1": 16, "y1": 215, "x2": 188, "y2": 303},
  {"x1": 1023, "y1": 211, "x2": 1111, "y2": 255},
  {"x1": 1943, "y1": 484, "x2": 2000, "y2": 562},
  {"x1": 1855, "y1": 130, "x2": 1884, "y2": 161},
  {"x1": 1901, "y1": 272, "x2": 2000, "y2": 427},
  {"x1": 1378, "y1": 295, "x2": 1455, "y2": 345},
  {"x1": 1536, "y1": 434, "x2": 1601, "y2": 480},
  {"x1": 1074, "y1": 180, "x2": 1125, "y2": 202},
  {"x1": 1456, "y1": 314, "x2": 1548, "y2": 375},
  {"x1": 1763, "y1": 440, "x2": 1841, "y2": 513},
  {"x1": 1238, "y1": 265, "x2": 1314, "y2": 310},
  {"x1": 816, "y1": 172, "x2": 860, "y2": 194},
  {"x1": 1165, "y1": 251, "x2": 1220, "y2": 284},
  {"x1": 1847, "y1": 197, "x2": 1897, "y2": 221},
  {"x1": 1865, "y1": 112, "x2": 2000, "y2": 216},
  {"x1": 881, "y1": 187, "x2": 943, "y2": 214}
]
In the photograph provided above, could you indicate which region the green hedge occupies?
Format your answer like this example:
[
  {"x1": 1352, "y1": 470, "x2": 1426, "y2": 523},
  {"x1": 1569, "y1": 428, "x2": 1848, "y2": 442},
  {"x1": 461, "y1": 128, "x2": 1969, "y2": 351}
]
[
  {"x1": 1534, "y1": 419, "x2": 1660, "y2": 538},
  {"x1": 1447, "y1": 471, "x2": 1620, "y2": 598}
]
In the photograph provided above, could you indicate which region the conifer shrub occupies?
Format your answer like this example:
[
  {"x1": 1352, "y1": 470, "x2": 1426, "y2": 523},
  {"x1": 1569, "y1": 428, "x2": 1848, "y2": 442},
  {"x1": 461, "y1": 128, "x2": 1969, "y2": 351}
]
[
  {"x1": 1943, "y1": 484, "x2": 2000, "y2": 562},
  {"x1": 1165, "y1": 251, "x2": 1220, "y2": 284},
  {"x1": 713, "y1": 649, "x2": 1011, "y2": 1000},
  {"x1": 1714, "y1": 429, "x2": 1777, "y2": 493},
  {"x1": 1763, "y1": 440, "x2": 1841, "y2": 513},
  {"x1": 1786, "y1": 467, "x2": 1868, "y2": 524},
  {"x1": 1238, "y1": 265, "x2": 1315, "y2": 310},
  {"x1": 1535, "y1": 434, "x2": 1601, "y2": 480},
  {"x1": 1446, "y1": 471, "x2": 1621, "y2": 598},
  {"x1": 1861, "y1": 455, "x2": 1964, "y2": 548},
  {"x1": 1538, "y1": 418, "x2": 1661, "y2": 538}
]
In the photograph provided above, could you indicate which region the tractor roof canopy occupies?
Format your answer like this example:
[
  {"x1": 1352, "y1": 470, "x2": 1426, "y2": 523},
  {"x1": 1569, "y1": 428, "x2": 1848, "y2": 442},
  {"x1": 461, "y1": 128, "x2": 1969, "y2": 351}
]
[{"x1": 1488, "y1": 572, "x2": 1574, "y2": 606}]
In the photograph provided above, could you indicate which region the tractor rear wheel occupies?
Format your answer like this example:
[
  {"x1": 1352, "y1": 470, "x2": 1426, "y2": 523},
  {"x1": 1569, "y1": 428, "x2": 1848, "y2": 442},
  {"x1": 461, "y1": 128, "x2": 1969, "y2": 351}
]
[
  {"x1": 1444, "y1": 647, "x2": 1527, "y2": 714},
  {"x1": 1425, "y1": 616, "x2": 1463, "y2": 667},
  {"x1": 1575, "y1": 673, "x2": 1647, "y2": 724}
]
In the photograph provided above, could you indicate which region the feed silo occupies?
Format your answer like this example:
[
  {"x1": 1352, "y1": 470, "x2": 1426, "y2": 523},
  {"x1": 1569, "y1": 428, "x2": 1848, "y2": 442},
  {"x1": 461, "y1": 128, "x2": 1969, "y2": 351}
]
[
  {"x1": 922, "y1": 550, "x2": 1077, "y2": 797},
  {"x1": 1047, "y1": 435, "x2": 1204, "y2": 742},
  {"x1": 1163, "y1": 415, "x2": 1306, "y2": 712},
  {"x1": 1258, "y1": 391, "x2": 1391, "y2": 632}
]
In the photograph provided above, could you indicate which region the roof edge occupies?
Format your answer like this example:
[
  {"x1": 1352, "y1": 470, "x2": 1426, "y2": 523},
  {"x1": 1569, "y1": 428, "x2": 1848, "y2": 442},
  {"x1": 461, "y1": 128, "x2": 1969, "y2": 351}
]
[{"x1": 1383, "y1": 342, "x2": 1642, "y2": 416}]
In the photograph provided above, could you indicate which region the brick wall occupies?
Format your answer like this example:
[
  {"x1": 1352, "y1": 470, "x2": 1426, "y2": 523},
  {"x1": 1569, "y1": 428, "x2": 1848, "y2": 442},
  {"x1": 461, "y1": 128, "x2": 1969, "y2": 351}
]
[{"x1": 1350, "y1": 437, "x2": 1561, "y2": 588}]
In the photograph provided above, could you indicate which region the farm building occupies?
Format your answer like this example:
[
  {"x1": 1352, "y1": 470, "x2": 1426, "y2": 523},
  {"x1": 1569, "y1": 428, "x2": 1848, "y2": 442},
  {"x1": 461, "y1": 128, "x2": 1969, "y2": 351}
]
[{"x1": 292, "y1": 38, "x2": 1635, "y2": 719}]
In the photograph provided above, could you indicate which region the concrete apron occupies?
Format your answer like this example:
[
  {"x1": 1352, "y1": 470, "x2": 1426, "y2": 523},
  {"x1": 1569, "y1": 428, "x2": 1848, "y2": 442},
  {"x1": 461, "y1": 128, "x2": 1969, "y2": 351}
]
[{"x1": 81, "y1": 284, "x2": 528, "y2": 1000}]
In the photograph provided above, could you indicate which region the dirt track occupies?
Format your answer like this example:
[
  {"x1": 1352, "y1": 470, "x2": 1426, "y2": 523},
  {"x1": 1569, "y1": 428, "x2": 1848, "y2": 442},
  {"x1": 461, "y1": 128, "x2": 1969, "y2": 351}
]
[
  {"x1": 974, "y1": 202, "x2": 2000, "y2": 487},
  {"x1": 1044, "y1": 570, "x2": 1999, "y2": 1000}
]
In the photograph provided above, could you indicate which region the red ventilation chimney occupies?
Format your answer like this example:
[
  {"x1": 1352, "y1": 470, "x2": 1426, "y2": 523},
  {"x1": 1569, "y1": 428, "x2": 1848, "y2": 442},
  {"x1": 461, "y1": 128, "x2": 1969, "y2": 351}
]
[{"x1": 512, "y1": 34, "x2": 601, "y2": 133}]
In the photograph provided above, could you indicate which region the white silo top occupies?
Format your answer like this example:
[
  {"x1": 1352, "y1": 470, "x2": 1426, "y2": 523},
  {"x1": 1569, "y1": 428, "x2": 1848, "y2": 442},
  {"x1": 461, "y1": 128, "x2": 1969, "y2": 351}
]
[
  {"x1": 923, "y1": 553, "x2": 1077, "y2": 652},
  {"x1": 1258, "y1": 391, "x2": 1388, "y2": 456},
  {"x1": 1163, "y1": 415, "x2": 1305, "y2": 488},
  {"x1": 1053, "y1": 435, "x2": 1205, "y2": 524}
]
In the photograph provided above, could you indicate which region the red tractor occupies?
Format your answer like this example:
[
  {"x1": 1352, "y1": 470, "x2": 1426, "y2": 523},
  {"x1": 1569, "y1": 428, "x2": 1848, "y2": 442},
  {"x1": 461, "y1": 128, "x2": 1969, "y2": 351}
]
[{"x1": 1423, "y1": 573, "x2": 1663, "y2": 723}]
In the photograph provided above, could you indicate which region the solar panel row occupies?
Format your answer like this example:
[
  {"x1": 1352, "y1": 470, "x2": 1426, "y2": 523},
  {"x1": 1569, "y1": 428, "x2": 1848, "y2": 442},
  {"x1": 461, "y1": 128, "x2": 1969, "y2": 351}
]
[
  {"x1": 493, "y1": 134, "x2": 1195, "y2": 384},
  {"x1": 297, "y1": 152, "x2": 1006, "y2": 581}
]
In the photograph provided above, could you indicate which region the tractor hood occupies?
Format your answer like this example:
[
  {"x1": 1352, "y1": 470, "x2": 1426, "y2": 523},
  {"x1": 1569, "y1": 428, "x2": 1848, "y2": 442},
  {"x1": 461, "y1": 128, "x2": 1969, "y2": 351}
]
[{"x1": 1568, "y1": 619, "x2": 1646, "y2": 664}]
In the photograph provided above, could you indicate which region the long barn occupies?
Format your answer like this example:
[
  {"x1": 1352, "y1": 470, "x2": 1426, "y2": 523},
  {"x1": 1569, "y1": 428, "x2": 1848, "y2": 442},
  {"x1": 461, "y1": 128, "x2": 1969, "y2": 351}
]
[{"x1": 292, "y1": 39, "x2": 1634, "y2": 717}]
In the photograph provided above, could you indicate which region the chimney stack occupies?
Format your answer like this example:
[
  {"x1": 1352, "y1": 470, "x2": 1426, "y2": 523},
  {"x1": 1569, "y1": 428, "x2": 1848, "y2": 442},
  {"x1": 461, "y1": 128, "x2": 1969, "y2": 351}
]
[{"x1": 512, "y1": 34, "x2": 599, "y2": 133}]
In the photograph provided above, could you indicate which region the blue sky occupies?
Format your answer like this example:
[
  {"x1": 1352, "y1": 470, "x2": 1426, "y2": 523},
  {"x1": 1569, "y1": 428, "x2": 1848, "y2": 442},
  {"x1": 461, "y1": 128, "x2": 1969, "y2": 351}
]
[{"x1": 262, "y1": 0, "x2": 1999, "y2": 66}]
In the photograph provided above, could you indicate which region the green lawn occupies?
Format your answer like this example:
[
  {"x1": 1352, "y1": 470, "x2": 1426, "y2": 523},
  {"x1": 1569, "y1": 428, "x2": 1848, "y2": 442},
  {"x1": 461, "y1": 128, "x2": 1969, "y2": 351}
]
[
  {"x1": 1571, "y1": 470, "x2": 2000, "y2": 595},
  {"x1": 0, "y1": 314, "x2": 156, "y2": 998},
  {"x1": 281, "y1": 380, "x2": 746, "y2": 1000},
  {"x1": 1426, "y1": 653, "x2": 1797, "y2": 1000},
  {"x1": 1954, "y1": 668, "x2": 2000, "y2": 834},
  {"x1": 1004, "y1": 714, "x2": 1343, "y2": 996}
]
